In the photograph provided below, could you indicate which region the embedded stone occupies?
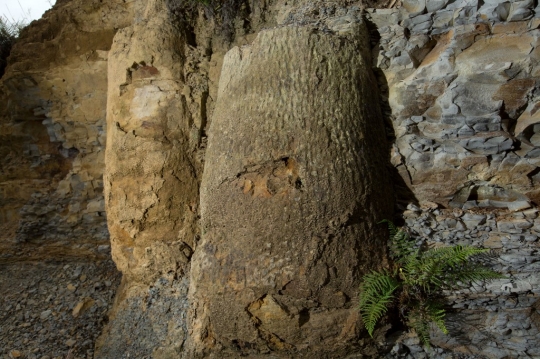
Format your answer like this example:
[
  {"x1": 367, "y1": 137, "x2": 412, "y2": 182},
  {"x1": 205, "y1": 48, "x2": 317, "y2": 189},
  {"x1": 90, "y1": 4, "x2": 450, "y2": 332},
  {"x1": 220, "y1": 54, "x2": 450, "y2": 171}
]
[
  {"x1": 426, "y1": 0, "x2": 449, "y2": 12},
  {"x1": 402, "y1": 0, "x2": 426, "y2": 16}
]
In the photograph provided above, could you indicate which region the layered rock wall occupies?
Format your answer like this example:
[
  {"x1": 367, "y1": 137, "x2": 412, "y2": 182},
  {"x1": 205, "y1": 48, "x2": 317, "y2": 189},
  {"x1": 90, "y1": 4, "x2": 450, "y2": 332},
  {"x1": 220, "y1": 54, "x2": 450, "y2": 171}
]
[
  {"x1": 4, "y1": 0, "x2": 540, "y2": 358},
  {"x1": 369, "y1": 0, "x2": 540, "y2": 208},
  {"x1": 368, "y1": 1, "x2": 540, "y2": 358},
  {"x1": 0, "y1": 0, "x2": 131, "y2": 261}
]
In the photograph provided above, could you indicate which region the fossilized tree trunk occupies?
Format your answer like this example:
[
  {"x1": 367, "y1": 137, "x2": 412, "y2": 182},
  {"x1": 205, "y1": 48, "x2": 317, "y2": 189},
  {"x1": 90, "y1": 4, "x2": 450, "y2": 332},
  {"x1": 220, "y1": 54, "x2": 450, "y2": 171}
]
[
  {"x1": 98, "y1": 0, "x2": 199, "y2": 356},
  {"x1": 103, "y1": 1, "x2": 198, "y2": 284},
  {"x1": 187, "y1": 23, "x2": 393, "y2": 357}
]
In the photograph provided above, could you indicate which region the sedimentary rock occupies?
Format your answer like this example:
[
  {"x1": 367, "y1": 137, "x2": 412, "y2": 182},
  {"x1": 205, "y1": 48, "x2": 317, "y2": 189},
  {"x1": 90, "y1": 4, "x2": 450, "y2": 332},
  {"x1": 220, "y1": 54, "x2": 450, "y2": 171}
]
[
  {"x1": 367, "y1": 1, "x2": 540, "y2": 357},
  {"x1": 104, "y1": 0, "x2": 198, "y2": 285},
  {"x1": 0, "y1": 0, "x2": 131, "y2": 261},
  {"x1": 4, "y1": 0, "x2": 540, "y2": 357},
  {"x1": 97, "y1": 0, "x2": 200, "y2": 356},
  {"x1": 368, "y1": 1, "x2": 540, "y2": 209}
]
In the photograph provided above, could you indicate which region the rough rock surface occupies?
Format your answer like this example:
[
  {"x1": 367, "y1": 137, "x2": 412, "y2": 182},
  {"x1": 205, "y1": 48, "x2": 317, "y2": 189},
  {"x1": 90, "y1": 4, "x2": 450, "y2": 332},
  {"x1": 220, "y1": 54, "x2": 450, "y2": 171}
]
[
  {"x1": 0, "y1": 0, "x2": 127, "y2": 358},
  {"x1": 368, "y1": 0, "x2": 540, "y2": 209},
  {"x1": 96, "y1": 0, "x2": 200, "y2": 357},
  {"x1": 0, "y1": 0, "x2": 131, "y2": 261},
  {"x1": 368, "y1": 1, "x2": 540, "y2": 358},
  {"x1": 0, "y1": 260, "x2": 120, "y2": 359},
  {"x1": 3, "y1": 0, "x2": 540, "y2": 358},
  {"x1": 103, "y1": 0, "x2": 199, "y2": 287},
  {"x1": 189, "y1": 22, "x2": 392, "y2": 357}
]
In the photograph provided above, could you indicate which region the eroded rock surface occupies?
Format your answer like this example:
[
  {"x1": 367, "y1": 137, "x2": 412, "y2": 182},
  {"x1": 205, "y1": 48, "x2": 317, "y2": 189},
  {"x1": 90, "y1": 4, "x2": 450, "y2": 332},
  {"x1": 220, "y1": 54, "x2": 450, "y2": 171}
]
[
  {"x1": 4, "y1": 0, "x2": 540, "y2": 358},
  {"x1": 97, "y1": 0, "x2": 200, "y2": 357},
  {"x1": 369, "y1": 1, "x2": 540, "y2": 358},
  {"x1": 0, "y1": 0, "x2": 131, "y2": 261},
  {"x1": 369, "y1": 1, "x2": 540, "y2": 210}
]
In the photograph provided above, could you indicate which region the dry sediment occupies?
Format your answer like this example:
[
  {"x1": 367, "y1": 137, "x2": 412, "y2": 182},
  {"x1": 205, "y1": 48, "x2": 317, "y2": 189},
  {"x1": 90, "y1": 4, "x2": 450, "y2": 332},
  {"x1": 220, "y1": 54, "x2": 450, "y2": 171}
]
[{"x1": 0, "y1": 261, "x2": 120, "y2": 359}]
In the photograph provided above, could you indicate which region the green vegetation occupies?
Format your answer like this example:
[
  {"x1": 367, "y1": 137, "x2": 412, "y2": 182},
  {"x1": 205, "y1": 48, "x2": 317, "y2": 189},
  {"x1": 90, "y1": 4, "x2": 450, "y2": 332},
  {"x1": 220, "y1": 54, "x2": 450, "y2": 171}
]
[
  {"x1": 0, "y1": 16, "x2": 27, "y2": 78},
  {"x1": 359, "y1": 220, "x2": 505, "y2": 346}
]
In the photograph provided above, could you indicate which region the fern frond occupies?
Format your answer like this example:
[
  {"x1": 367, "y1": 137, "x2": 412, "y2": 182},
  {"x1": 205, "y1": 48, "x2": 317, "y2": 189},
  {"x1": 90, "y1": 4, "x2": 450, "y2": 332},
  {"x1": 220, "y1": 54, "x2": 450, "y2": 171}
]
[
  {"x1": 364, "y1": 220, "x2": 505, "y2": 346},
  {"x1": 402, "y1": 245, "x2": 494, "y2": 291},
  {"x1": 407, "y1": 300, "x2": 447, "y2": 347},
  {"x1": 424, "y1": 245, "x2": 487, "y2": 268},
  {"x1": 401, "y1": 254, "x2": 441, "y2": 293},
  {"x1": 408, "y1": 306, "x2": 432, "y2": 347},
  {"x1": 391, "y1": 230, "x2": 418, "y2": 263},
  {"x1": 380, "y1": 220, "x2": 418, "y2": 264},
  {"x1": 359, "y1": 270, "x2": 400, "y2": 337},
  {"x1": 423, "y1": 246, "x2": 500, "y2": 289},
  {"x1": 443, "y1": 262, "x2": 506, "y2": 287},
  {"x1": 425, "y1": 301, "x2": 448, "y2": 335},
  {"x1": 379, "y1": 219, "x2": 399, "y2": 237}
]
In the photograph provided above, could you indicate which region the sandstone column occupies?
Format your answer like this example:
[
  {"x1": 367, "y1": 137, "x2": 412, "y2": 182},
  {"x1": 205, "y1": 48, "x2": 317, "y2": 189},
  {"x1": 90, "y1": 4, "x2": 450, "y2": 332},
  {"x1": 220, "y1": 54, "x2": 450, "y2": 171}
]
[
  {"x1": 103, "y1": 1, "x2": 198, "y2": 284},
  {"x1": 188, "y1": 21, "x2": 393, "y2": 357},
  {"x1": 98, "y1": 0, "x2": 199, "y2": 356}
]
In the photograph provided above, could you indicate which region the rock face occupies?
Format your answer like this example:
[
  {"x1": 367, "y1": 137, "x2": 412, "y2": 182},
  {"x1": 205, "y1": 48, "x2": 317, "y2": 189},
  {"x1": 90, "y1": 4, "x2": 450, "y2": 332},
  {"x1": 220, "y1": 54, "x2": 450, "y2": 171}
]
[
  {"x1": 367, "y1": 1, "x2": 540, "y2": 358},
  {"x1": 4, "y1": 0, "x2": 540, "y2": 358},
  {"x1": 188, "y1": 23, "x2": 392, "y2": 357},
  {"x1": 368, "y1": 1, "x2": 540, "y2": 210},
  {"x1": 0, "y1": 0, "x2": 131, "y2": 261},
  {"x1": 104, "y1": 0, "x2": 198, "y2": 286},
  {"x1": 97, "y1": 1, "x2": 200, "y2": 357}
]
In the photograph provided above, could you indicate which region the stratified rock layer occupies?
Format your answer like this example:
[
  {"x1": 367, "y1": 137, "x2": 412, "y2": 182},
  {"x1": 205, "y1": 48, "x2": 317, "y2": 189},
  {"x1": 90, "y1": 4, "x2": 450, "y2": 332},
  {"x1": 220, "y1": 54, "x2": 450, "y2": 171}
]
[
  {"x1": 368, "y1": 1, "x2": 540, "y2": 357},
  {"x1": 0, "y1": 0, "x2": 131, "y2": 261},
  {"x1": 369, "y1": 2, "x2": 540, "y2": 210},
  {"x1": 188, "y1": 22, "x2": 392, "y2": 357}
]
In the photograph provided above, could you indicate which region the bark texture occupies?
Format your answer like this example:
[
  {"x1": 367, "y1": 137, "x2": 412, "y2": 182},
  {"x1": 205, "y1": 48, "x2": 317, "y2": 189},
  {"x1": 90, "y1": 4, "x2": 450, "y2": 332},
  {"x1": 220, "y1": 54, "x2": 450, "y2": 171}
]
[{"x1": 188, "y1": 22, "x2": 393, "y2": 357}]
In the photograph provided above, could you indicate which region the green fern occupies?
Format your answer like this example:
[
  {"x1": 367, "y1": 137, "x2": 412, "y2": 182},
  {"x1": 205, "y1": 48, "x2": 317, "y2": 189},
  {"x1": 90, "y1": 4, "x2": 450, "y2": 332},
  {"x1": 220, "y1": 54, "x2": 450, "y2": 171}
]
[
  {"x1": 358, "y1": 220, "x2": 505, "y2": 346},
  {"x1": 359, "y1": 270, "x2": 400, "y2": 336},
  {"x1": 442, "y1": 261, "x2": 505, "y2": 288},
  {"x1": 408, "y1": 300, "x2": 448, "y2": 346},
  {"x1": 379, "y1": 219, "x2": 417, "y2": 264}
]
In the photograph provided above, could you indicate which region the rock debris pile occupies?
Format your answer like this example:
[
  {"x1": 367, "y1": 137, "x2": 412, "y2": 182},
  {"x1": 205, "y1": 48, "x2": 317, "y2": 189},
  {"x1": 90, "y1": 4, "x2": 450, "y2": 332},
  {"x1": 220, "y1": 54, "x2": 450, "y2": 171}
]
[{"x1": 0, "y1": 261, "x2": 120, "y2": 359}]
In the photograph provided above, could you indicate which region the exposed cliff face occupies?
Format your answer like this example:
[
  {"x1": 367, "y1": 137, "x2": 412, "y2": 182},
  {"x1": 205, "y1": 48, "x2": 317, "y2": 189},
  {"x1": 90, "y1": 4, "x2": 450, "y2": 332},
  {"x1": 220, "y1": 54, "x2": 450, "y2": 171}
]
[
  {"x1": 3, "y1": 0, "x2": 540, "y2": 358},
  {"x1": 368, "y1": 2, "x2": 540, "y2": 358},
  {"x1": 372, "y1": 5, "x2": 540, "y2": 209},
  {"x1": 104, "y1": 0, "x2": 197, "y2": 286},
  {"x1": 0, "y1": 0, "x2": 131, "y2": 261}
]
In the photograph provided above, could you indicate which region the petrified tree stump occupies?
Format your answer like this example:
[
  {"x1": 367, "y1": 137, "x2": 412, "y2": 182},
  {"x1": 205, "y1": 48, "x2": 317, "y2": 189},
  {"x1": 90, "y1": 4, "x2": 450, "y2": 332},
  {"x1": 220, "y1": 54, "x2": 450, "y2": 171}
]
[{"x1": 189, "y1": 23, "x2": 393, "y2": 357}]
